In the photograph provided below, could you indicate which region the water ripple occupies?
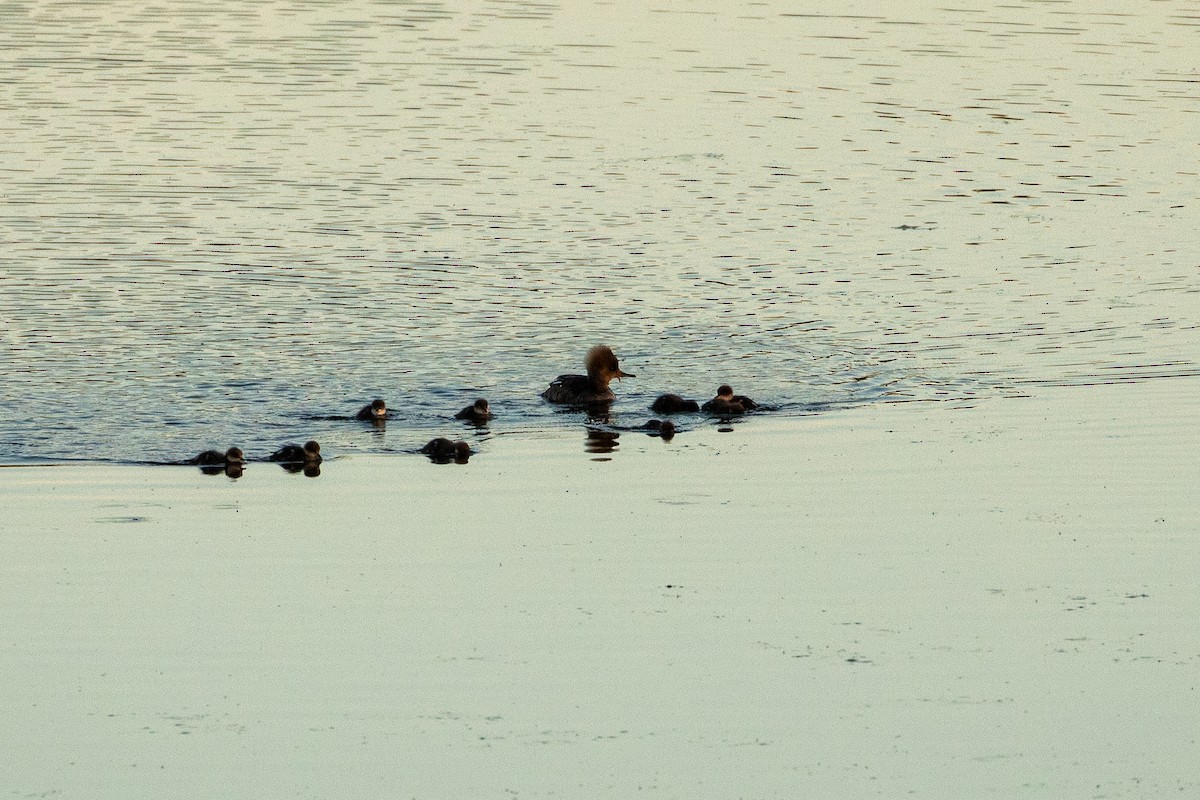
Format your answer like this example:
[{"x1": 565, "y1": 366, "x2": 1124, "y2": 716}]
[{"x1": 1, "y1": 0, "x2": 1197, "y2": 463}]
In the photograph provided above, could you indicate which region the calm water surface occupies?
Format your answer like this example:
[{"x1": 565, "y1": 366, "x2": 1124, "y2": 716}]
[{"x1": 1, "y1": 0, "x2": 1197, "y2": 462}]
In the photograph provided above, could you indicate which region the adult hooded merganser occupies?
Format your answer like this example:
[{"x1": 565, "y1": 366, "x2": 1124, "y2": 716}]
[
  {"x1": 187, "y1": 447, "x2": 245, "y2": 466},
  {"x1": 701, "y1": 385, "x2": 759, "y2": 415},
  {"x1": 454, "y1": 398, "x2": 494, "y2": 422},
  {"x1": 421, "y1": 437, "x2": 472, "y2": 463},
  {"x1": 650, "y1": 393, "x2": 699, "y2": 414},
  {"x1": 541, "y1": 345, "x2": 634, "y2": 405},
  {"x1": 355, "y1": 398, "x2": 388, "y2": 422},
  {"x1": 270, "y1": 440, "x2": 322, "y2": 464}
]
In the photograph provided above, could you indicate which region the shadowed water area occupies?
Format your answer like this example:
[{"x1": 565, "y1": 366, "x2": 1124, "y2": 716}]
[{"x1": 1, "y1": 1, "x2": 1197, "y2": 463}]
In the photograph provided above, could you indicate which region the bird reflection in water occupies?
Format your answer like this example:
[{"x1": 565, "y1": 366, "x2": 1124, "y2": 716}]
[
  {"x1": 220, "y1": 462, "x2": 245, "y2": 479},
  {"x1": 195, "y1": 462, "x2": 245, "y2": 479},
  {"x1": 584, "y1": 408, "x2": 611, "y2": 425},
  {"x1": 643, "y1": 419, "x2": 676, "y2": 440},
  {"x1": 585, "y1": 427, "x2": 619, "y2": 459},
  {"x1": 276, "y1": 462, "x2": 322, "y2": 477}
]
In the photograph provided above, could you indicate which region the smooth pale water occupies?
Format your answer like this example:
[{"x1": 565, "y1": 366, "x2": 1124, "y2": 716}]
[
  {"x1": 3, "y1": 6, "x2": 1200, "y2": 796},
  {"x1": 2, "y1": 383, "x2": 1198, "y2": 799},
  {"x1": 1, "y1": 0, "x2": 1197, "y2": 463}
]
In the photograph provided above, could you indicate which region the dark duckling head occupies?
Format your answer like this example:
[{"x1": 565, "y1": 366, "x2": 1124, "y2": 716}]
[
  {"x1": 701, "y1": 385, "x2": 752, "y2": 416},
  {"x1": 650, "y1": 393, "x2": 699, "y2": 414},
  {"x1": 542, "y1": 345, "x2": 635, "y2": 404},
  {"x1": 455, "y1": 398, "x2": 494, "y2": 422},
  {"x1": 710, "y1": 384, "x2": 758, "y2": 409},
  {"x1": 356, "y1": 398, "x2": 387, "y2": 421}
]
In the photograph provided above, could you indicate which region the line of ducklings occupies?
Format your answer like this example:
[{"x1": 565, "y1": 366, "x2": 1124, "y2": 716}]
[
  {"x1": 187, "y1": 440, "x2": 325, "y2": 478},
  {"x1": 185, "y1": 397, "x2": 494, "y2": 476},
  {"x1": 187, "y1": 344, "x2": 758, "y2": 476}
]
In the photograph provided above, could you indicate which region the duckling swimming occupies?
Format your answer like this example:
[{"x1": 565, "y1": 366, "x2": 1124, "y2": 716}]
[
  {"x1": 650, "y1": 393, "x2": 699, "y2": 414},
  {"x1": 731, "y1": 390, "x2": 758, "y2": 410},
  {"x1": 421, "y1": 437, "x2": 472, "y2": 463},
  {"x1": 542, "y1": 345, "x2": 634, "y2": 405},
  {"x1": 270, "y1": 440, "x2": 322, "y2": 464},
  {"x1": 701, "y1": 385, "x2": 758, "y2": 415},
  {"x1": 454, "y1": 398, "x2": 494, "y2": 422},
  {"x1": 355, "y1": 398, "x2": 388, "y2": 422},
  {"x1": 644, "y1": 419, "x2": 676, "y2": 440},
  {"x1": 187, "y1": 447, "x2": 245, "y2": 466}
]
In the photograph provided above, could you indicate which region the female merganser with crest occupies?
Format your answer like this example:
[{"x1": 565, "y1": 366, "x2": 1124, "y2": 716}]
[{"x1": 541, "y1": 345, "x2": 634, "y2": 405}]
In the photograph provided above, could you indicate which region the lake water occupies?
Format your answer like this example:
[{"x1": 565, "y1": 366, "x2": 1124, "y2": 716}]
[
  {"x1": 2, "y1": 0, "x2": 1197, "y2": 463},
  {"x1": 3, "y1": 381, "x2": 1198, "y2": 799},
  {"x1": 3, "y1": 5, "x2": 1200, "y2": 797}
]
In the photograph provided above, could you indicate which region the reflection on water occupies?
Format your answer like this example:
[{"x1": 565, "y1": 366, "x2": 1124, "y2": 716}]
[
  {"x1": 585, "y1": 428, "x2": 620, "y2": 458},
  {"x1": 275, "y1": 462, "x2": 322, "y2": 478},
  {"x1": 197, "y1": 463, "x2": 244, "y2": 480},
  {"x1": 1, "y1": 1, "x2": 1197, "y2": 463}
]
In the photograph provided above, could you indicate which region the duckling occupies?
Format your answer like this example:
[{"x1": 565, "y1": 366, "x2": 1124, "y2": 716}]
[
  {"x1": 421, "y1": 437, "x2": 472, "y2": 463},
  {"x1": 454, "y1": 398, "x2": 494, "y2": 422},
  {"x1": 355, "y1": 398, "x2": 388, "y2": 422},
  {"x1": 644, "y1": 419, "x2": 677, "y2": 440},
  {"x1": 270, "y1": 440, "x2": 322, "y2": 464},
  {"x1": 542, "y1": 345, "x2": 635, "y2": 405},
  {"x1": 701, "y1": 385, "x2": 758, "y2": 415},
  {"x1": 187, "y1": 446, "x2": 245, "y2": 466},
  {"x1": 650, "y1": 393, "x2": 699, "y2": 414}
]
